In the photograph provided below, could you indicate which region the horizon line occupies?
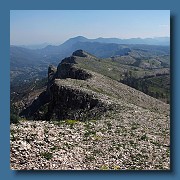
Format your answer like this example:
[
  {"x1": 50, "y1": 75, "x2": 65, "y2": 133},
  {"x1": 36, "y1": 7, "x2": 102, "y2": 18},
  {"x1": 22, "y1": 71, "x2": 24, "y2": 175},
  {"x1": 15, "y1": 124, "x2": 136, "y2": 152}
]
[{"x1": 11, "y1": 35, "x2": 170, "y2": 46}]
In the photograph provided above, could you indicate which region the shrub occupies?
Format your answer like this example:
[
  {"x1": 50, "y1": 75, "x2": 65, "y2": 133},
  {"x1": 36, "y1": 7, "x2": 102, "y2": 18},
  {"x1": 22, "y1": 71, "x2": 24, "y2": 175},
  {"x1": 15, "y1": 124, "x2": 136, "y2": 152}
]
[
  {"x1": 41, "y1": 152, "x2": 53, "y2": 160},
  {"x1": 10, "y1": 114, "x2": 20, "y2": 124},
  {"x1": 140, "y1": 134, "x2": 148, "y2": 141}
]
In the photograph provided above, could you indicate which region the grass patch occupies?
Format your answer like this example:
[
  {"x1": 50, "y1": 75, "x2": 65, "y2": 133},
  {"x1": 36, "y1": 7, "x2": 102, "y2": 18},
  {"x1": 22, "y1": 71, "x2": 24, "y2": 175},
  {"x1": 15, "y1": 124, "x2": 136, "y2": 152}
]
[
  {"x1": 65, "y1": 119, "x2": 79, "y2": 128},
  {"x1": 100, "y1": 165, "x2": 109, "y2": 170},
  {"x1": 93, "y1": 135, "x2": 102, "y2": 141},
  {"x1": 51, "y1": 119, "x2": 79, "y2": 128},
  {"x1": 51, "y1": 120, "x2": 65, "y2": 126},
  {"x1": 113, "y1": 166, "x2": 120, "y2": 170}
]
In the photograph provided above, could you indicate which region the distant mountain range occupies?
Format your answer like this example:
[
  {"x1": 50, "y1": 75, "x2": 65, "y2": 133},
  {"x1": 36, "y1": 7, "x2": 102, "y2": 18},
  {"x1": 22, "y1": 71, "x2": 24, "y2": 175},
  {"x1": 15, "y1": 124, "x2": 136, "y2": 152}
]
[
  {"x1": 33, "y1": 36, "x2": 170, "y2": 60},
  {"x1": 61, "y1": 36, "x2": 170, "y2": 46},
  {"x1": 15, "y1": 36, "x2": 170, "y2": 49},
  {"x1": 11, "y1": 39, "x2": 169, "y2": 69}
]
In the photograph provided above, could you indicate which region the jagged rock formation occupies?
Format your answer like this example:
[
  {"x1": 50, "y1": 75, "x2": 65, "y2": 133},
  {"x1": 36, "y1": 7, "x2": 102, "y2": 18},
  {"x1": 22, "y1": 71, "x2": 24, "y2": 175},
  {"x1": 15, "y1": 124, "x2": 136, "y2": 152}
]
[
  {"x1": 20, "y1": 50, "x2": 107, "y2": 120},
  {"x1": 20, "y1": 49, "x2": 169, "y2": 121},
  {"x1": 46, "y1": 83, "x2": 107, "y2": 121}
]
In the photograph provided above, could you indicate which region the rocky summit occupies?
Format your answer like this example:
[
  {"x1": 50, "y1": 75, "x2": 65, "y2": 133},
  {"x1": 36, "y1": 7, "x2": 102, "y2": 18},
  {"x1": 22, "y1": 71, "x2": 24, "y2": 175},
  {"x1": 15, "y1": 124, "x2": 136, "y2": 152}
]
[{"x1": 10, "y1": 49, "x2": 170, "y2": 170}]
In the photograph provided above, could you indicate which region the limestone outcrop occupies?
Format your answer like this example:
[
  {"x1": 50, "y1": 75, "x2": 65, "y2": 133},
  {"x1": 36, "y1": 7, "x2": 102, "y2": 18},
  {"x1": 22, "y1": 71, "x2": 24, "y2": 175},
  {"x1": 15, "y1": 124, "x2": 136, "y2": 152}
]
[{"x1": 20, "y1": 50, "x2": 107, "y2": 121}]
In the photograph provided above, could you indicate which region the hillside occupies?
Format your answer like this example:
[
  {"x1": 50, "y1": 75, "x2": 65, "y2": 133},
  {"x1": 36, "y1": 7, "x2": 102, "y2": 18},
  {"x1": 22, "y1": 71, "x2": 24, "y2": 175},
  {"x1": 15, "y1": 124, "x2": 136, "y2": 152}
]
[
  {"x1": 10, "y1": 50, "x2": 170, "y2": 170},
  {"x1": 11, "y1": 42, "x2": 170, "y2": 102},
  {"x1": 10, "y1": 36, "x2": 170, "y2": 84}
]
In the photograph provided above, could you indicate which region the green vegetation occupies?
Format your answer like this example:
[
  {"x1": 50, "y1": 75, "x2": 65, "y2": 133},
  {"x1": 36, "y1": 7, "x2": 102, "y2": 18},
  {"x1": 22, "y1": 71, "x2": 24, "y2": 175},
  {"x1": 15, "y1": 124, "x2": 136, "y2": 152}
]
[
  {"x1": 85, "y1": 155, "x2": 95, "y2": 162},
  {"x1": 106, "y1": 122, "x2": 112, "y2": 130},
  {"x1": 121, "y1": 74, "x2": 170, "y2": 103},
  {"x1": 10, "y1": 129, "x2": 17, "y2": 141},
  {"x1": 49, "y1": 119, "x2": 79, "y2": 128},
  {"x1": 10, "y1": 104, "x2": 20, "y2": 124},
  {"x1": 131, "y1": 122, "x2": 140, "y2": 130},
  {"x1": 65, "y1": 119, "x2": 79, "y2": 125},
  {"x1": 63, "y1": 142, "x2": 72, "y2": 149},
  {"x1": 140, "y1": 134, "x2": 148, "y2": 141},
  {"x1": 10, "y1": 114, "x2": 20, "y2": 124},
  {"x1": 50, "y1": 146, "x2": 58, "y2": 151},
  {"x1": 84, "y1": 130, "x2": 96, "y2": 138},
  {"x1": 100, "y1": 165, "x2": 109, "y2": 170},
  {"x1": 74, "y1": 51, "x2": 170, "y2": 104},
  {"x1": 41, "y1": 152, "x2": 53, "y2": 160}
]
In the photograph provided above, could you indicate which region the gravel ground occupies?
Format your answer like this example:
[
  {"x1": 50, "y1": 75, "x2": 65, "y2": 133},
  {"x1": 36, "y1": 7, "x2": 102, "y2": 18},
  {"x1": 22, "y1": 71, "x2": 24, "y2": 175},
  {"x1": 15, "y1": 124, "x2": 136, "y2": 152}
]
[{"x1": 10, "y1": 104, "x2": 170, "y2": 170}]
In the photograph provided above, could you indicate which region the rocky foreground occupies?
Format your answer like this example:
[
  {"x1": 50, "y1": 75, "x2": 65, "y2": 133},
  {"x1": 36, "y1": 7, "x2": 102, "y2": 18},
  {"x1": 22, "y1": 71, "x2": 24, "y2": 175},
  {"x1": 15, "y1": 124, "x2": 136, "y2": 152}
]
[{"x1": 10, "y1": 104, "x2": 170, "y2": 170}]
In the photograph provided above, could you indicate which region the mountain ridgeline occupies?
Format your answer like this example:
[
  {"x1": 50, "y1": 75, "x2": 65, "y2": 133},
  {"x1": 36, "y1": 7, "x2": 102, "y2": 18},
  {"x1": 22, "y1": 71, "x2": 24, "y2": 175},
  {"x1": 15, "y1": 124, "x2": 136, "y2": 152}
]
[
  {"x1": 11, "y1": 46, "x2": 170, "y2": 108},
  {"x1": 16, "y1": 49, "x2": 169, "y2": 122},
  {"x1": 10, "y1": 36, "x2": 170, "y2": 116}
]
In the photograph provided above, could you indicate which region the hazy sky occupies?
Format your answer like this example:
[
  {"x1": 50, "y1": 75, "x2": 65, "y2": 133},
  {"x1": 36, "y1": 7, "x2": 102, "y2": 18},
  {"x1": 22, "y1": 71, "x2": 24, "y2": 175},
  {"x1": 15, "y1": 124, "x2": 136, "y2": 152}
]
[{"x1": 10, "y1": 10, "x2": 170, "y2": 45}]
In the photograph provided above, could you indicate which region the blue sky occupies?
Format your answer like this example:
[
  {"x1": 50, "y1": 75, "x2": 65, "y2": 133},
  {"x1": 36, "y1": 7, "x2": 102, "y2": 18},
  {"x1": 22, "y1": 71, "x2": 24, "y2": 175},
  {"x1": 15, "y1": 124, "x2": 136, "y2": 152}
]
[{"x1": 10, "y1": 10, "x2": 170, "y2": 45}]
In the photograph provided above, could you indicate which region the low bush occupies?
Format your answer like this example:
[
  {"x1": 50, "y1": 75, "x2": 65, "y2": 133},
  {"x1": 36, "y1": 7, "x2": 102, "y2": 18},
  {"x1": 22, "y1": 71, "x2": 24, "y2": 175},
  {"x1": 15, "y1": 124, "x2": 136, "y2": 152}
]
[{"x1": 10, "y1": 114, "x2": 20, "y2": 124}]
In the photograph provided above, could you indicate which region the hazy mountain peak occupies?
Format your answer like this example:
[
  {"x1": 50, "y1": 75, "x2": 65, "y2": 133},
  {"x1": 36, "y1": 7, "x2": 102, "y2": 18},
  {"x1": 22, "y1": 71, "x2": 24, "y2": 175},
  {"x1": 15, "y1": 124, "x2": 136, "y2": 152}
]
[
  {"x1": 61, "y1": 36, "x2": 170, "y2": 46},
  {"x1": 68, "y1": 36, "x2": 88, "y2": 42},
  {"x1": 73, "y1": 36, "x2": 87, "y2": 40}
]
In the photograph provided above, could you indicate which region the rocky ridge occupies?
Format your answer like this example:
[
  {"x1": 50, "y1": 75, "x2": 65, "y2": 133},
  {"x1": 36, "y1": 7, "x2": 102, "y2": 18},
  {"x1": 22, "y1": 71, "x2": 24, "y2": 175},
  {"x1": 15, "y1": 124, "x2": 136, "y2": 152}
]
[{"x1": 19, "y1": 50, "x2": 169, "y2": 120}]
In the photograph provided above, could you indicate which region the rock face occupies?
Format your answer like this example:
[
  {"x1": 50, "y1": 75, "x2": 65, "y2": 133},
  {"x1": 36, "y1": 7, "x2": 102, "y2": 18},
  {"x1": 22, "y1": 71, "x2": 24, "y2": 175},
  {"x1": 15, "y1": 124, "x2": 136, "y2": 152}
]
[
  {"x1": 46, "y1": 83, "x2": 107, "y2": 121},
  {"x1": 19, "y1": 91, "x2": 50, "y2": 120},
  {"x1": 48, "y1": 65, "x2": 57, "y2": 82}
]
